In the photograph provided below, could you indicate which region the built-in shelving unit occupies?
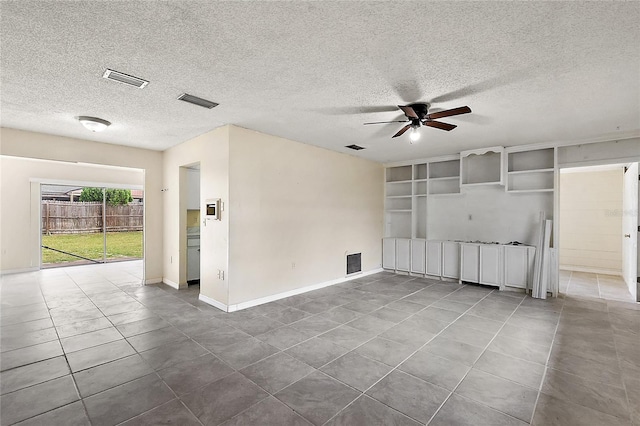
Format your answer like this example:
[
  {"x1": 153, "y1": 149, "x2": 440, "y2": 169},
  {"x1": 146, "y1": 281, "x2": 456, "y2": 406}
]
[
  {"x1": 428, "y1": 159, "x2": 461, "y2": 195},
  {"x1": 460, "y1": 146, "x2": 505, "y2": 186},
  {"x1": 506, "y1": 148, "x2": 555, "y2": 192}
]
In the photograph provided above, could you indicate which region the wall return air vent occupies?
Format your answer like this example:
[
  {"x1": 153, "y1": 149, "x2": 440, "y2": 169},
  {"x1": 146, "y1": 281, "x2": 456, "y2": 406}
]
[
  {"x1": 177, "y1": 93, "x2": 219, "y2": 109},
  {"x1": 102, "y1": 69, "x2": 149, "y2": 89}
]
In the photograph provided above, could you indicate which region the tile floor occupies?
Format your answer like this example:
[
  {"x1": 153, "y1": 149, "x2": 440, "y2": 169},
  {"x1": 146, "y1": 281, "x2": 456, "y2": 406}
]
[
  {"x1": 560, "y1": 270, "x2": 635, "y2": 302},
  {"x1": 1, "y1": 261, "x2": 639, "y2": 425}
]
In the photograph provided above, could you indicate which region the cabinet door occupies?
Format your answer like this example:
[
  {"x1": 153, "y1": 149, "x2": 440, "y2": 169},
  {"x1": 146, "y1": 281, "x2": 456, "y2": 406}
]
[
  {"x1": 426, "y1": 241, "x2": 442, "y2": 277},
  {"x1": 504, "y1": 246, "x2": 528, "y2": 288},
  {"x1": 411, "y1": 239, "x2": 426, "y2": 274},
  {"x1": 461, "y1": 244, "x2": 479, "y2": 283},
  {"x1": 442, "y1": 242, "x2": 460, "y2": 279},
  {"x1": 382, "y1": 238, "x2": 396, "y2": 270},
  {"x1": 187, "y1": 247, "x2": 200, "y2": 280},
  {"x1": 480, "y1": 245, "x2": 502, "y2": 287},
  {"x1": 396, "y1": 239, "x2": 411, "y2": 272}
]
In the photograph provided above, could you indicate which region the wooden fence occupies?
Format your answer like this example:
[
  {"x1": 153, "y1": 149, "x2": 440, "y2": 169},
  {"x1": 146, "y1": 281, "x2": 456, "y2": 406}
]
[{"x1": 42, "y1": 201, "x2": 143, "y2": 234}]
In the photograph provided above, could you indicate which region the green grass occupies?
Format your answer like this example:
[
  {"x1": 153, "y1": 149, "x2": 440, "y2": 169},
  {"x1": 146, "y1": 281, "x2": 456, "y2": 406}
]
[{"x1": 42, "y1": 231, "x2": 143, "y2": 264}]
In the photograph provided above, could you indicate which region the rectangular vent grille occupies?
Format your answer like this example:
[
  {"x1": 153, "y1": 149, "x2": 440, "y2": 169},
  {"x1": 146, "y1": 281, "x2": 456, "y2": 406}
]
[
  {"x1": 346, "y1": 253, "x2": 362, "y2": 275},
  {"x1": 102, "y1": 69, "x2": 148, "y2": 88},
  {"x1": 345, "y1": 144, "x2": 365, "y2": 151},
  {"x1": 177, "y1": 93, "x2": 219, "y2": 109}
]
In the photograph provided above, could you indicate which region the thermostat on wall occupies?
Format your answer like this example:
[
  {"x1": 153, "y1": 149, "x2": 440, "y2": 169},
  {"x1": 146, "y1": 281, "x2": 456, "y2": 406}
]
[{"x1": 205, "y1": 198, "x2": 221, "y2": 220}]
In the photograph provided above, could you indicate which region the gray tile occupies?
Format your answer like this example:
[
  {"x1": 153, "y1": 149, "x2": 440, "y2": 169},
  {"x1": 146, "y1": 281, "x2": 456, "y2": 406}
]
[
  {"x1": 61, "y1": 327, "x2": 123, "y2": 353},
  {"x1": 624, "y1": 376, "x2": 640, "y2": 424},
  {"x1": 430, "y1": 393, "x2": 527, "y2": 426},
  {"x1": 285, "y1": 337, "x2": 350, "y2": 368},
  {"x1": 468, "y1": 300, "x2": 516, "y2": 322},
  {"x1": 431, "y1": 299, "x2": 473, "y2": 314},
  {"x1": 366, "y1": 370, "x2": 450, "y2": 424},
  {"x1": 290, "y1": 315, "x2": 341, "y2": 335},
  {"x1": 541, "y1": 368, "x2": 630, "y2": 420},
  {"x1": 342, "y1": 300, "x2": 380, "y2": 314},
  {"x1": 106, "y1": 309, "x2": 157, "y2": 326},
  {"x1": 0, "y1": 318, "x2": 53, "y2": 336},
  {"x1": 275, "y1": 371, "x2": 360, "y2": 426},
  {"x1": 326, "y1": 395, "x2": 420, "y2": 426},
  {"x1": 416, "y1": 306, "x2": 461, "y2": 323},
  {"x1": 346, "y1": 315, "x2": 396, "y2": 334},
  {"x1": 399, "y1": 351, "x2": 470, "y2": 391},
  {"x1": 231, "y1": 316, "x2": 285, "y2": 337},
  {"x1": 264, "y1": 307, "x2": 312, "y2": 324},
  {"x1": 321, "y1": 351, "x2": 391, "y2": 391},
  {"x1": 241, "y1": 352, "x2": 314, "y2": 393},
  {"x1": 403, "y1": 316, "x2": 451, "y2": 334},
  {"x1": 354, "y1": 337, "x2": 414, "y2": 367},
  {"x1": 140, "y1": 339, "x2": 208, "y2": 370},
  {"x1": 489, "y1": 334, "x2": 550, "y2": 365},
  {"x1": 0, "y1": 340, "x2": 63, "y2": 372},
  {"x1": 401, "y1": 291, "x2": 440, "y2": 306},
  {"x1": 74, "y1": 354, "x2": 154, "y2": 397},
  {"x1": 532, "y1": 392, "x2": 630, "y2": 426},
  {"x1": 278, "y1": 294, "x2": 312, "y2": 307},
  {"x1": 509, "y1": 314, "x2": 559, "y2": 334},
  {"x1": 319, "y1": 325, "x2": 375, "y2": 350},
  {"x1": 127, "y1": 326, "x2": 187, "y2": 352},
  {"x1": 116, "y1": 317, "x2": 169, "y2": 337},
  {"x1": 454, "y1": 313, "x2": 504, "y2": 334},
  {"x1": 319, "y1": 306, "x2": 362, "y2": 323},
  {"x1": 181, "y1": 372, "x2": 269, "y2": 426},
  {"x1": 84, "y1": 374, "x2": 174, "y2": 426},
  {"x1": 369, "y1": 306, "x2": 413, "y2": 323},
  {"x1": 56, "y1": 317, "x2": 113, "y2": 339},
  {"x1": 498, "y1": 324, "x2": 555, "y2": 349},
  {"x1": 12, "y1": 401, "x2": 89, "y2": 426},
  {"x1": 385, "y1": 299, "x2": 425, "y2": 314},
  {"x1": 1, "y1": 356, "x2": 69, "y2": 395},
  {"x1": 191, "y1": 324, "x2": 250, "y2": 351},
  {"x1": 456, "y1": 369, "x2": 538, "y2": 422},
  {"x1": 66, "y1": 339, "x2": 136, "y2": 372},
  {"x1": 221, "y1": 396, "x2": 311, "y2": 426},
  {"x1": 423, "y1": 336, "x2": 484, "y2": 366},
  {"x1": 439, "y1": 322, "x2": 495, "y2": 348},
  {"x1": 0, "y1": 375, "x2": 79, "y2": 426},
  {"x1": 379, "y1": 322, "x2": 436, "y2": 349},
  {"x1": 214, "y1": 337, "x2": 279, "y2": 369},
  {"x1": 475, "y1": 350, "x2": 545, "y2": 389},
  {"x1": 119, "y1": 399, "x2": 201, "y2": 426},
  {"x1": 256, "y1": 325, "x2": 314, "y2": 350},
  {"x1": 297, "y1": 299, "x2": 335, "y2": 314},
  {"x1": 158, "y1": 353, "x2": 234, "y2": 395},
  {"x1": 1, "y1": 327, "x2": 58, "y2": 352}
]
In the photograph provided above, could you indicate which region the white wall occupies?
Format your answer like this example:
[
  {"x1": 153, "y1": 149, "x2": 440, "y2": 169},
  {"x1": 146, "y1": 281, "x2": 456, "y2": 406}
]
[
  {"x1": 227, "y1": 126, "x2": 384, "y2": 306},
  {"x1": 559, "y1": 168, "x2": 623, "y2": 274},
  {"x1": 427, "y1": 186, "x2": 553, "y2": 245},
  {"x1": 162, "y1": 126, "x2": 229, "y2": 303},
  {"x1": 0, "y1": 128, "x2": 163, "y2": 281}
]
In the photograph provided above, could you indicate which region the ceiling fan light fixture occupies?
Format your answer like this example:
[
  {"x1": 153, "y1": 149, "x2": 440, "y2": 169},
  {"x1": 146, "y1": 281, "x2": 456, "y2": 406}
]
[
  {"x1": 77, "y1": 116, "x2": 111, "y2": 132},
  {"x1": 409, "y1": 127, "x2": 421, "y2": 143}
]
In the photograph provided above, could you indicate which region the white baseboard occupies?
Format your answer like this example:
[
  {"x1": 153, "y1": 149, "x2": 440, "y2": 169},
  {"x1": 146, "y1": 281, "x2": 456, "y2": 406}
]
[
  {"x1": 161, "y1": 279, "x2": 180, "y2": 289},
  {"x1": 198, "y1": 293, "x2": 229, "y2": 312},
  {"x1": 227, "y1": 268, "x2": 384, "y2": 312},
  {"x1": 0, "y1": 267, "x2": 39, "y2": 275},
  {"x1": 560, "y1": 265, "x2": 622, "y2": 277},
  {"x1": 144, "y1": 277, "x2": 163, "y2": 285}
]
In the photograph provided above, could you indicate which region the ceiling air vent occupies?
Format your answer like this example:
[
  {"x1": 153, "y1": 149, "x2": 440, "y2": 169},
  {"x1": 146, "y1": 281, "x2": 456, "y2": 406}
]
[
  {"x1": 177, "y1": 93, "x2": 219, "y2": 109},
  {"x1": 345, "y1": 144, "x2": 365, "y2": 150},
  {"x1": 102, "y1": 69, "x2": 149, "y2": 89}
]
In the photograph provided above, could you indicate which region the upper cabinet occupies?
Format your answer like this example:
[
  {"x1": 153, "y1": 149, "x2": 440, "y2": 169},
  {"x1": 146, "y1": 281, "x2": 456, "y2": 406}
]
[
  {"x1": 460, "y1": 146, "x2": 505, "y2": 186},
  {"x1": 506, "y1": 148, "x2": 555, "y2": 193}
]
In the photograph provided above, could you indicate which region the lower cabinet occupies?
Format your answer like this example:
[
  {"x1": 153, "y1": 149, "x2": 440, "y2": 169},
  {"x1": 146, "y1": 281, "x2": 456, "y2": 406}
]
[
  {"x1": 460, "y1": 243, "x2": 480, "y2": 283},
  {"x1": 442, "y1": 241, "x2": 460, "y2": 279},
  {"x1": 426, "y1": 240, "x2": 442, "y2": 277},
  {"x1": 480, "y1": 245, "x2": 503, "y2": 287},
  {"x1": 382, "y1": 238, "x2": 396, "y2": 270},
  {"x1": 396, "y1": 239, "x2": 411, "y2": 272},
  {"x1": 410, "y1": 239, "x2": 426, "y2": 274},
  {"x1": 504, "y1": 246, "x2": 535, "y2": 289}
]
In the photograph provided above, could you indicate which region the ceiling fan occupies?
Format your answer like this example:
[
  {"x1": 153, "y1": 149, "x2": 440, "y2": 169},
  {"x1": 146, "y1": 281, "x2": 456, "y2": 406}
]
[{"x1": 364, "y1": 103, "x2": 471, "y2": 141}]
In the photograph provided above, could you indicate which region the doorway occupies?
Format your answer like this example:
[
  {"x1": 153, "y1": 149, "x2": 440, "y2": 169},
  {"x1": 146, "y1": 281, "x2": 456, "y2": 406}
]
[
  {"x1": 558, "y1": 163, "x2": 638, "y2": 302},
  {"x1": 41, "y1": 184, "x2": 144, "y2": 268}
]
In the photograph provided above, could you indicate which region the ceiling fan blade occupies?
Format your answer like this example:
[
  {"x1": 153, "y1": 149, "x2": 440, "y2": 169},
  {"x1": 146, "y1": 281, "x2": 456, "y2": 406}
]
[
  {"x1": 427, "y1": 106, "x2": 471, "y2": 119},
  {"x1": 392, "y1": 124, "x2": 412, "y2": 138},
  {"x1": 424, "y1": 120, "x2": 457, "y2": 131},
  {"x1": 398, "y1": 105, "x2": 419, "y2": 119},
  {"x1": 363, "y1": 120, "x2": 408, "y2": 125}
]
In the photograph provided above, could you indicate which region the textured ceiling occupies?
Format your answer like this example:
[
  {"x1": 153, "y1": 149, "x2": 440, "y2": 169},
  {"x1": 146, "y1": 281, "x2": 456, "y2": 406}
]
[{"x1": 1, "y1": 1, "x2": 639, "y2": 163}]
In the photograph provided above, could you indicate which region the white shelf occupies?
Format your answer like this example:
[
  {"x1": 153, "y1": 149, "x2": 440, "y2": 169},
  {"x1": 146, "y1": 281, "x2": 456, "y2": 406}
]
[
  {"x1": 386, "y1": 195, "x2": 412, "y2": 199},
  {"x1": 414, "y1": 178, "x2": 428, "y2": 182},
  {"x1": 508, "y1": 148, "x2": 554, "y2": 172},
  {"x1": 386, "y1": 209, "x2": 412, "y2": 212},
  {"x1": 460, "y1": 146, "x2": 504, "y2": 186},
  {"x1": 507, "y1": 189, "x2": 554, "y2": 193},
  {"x1": 386, "y1": 179, "x2": 413, "y2": 184},
  {"x1": 428, "y1": 176, "x2": 459, "y2": 182},
  {"x1": 415, "y1": 194, "x2": 428, "y2": 197},
  {"x1": 507, "y1": 168, "x2": 554, "y2": 175}
]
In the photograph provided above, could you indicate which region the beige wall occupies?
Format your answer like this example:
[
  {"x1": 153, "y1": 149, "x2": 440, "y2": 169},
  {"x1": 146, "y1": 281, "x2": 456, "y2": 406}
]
[
  {"x1": 162, "y1": 126, "x2": 229, "y2": 304},
  {"x1": 0, "y1": 128, "x2": 163, "y2": 281},
  {"x1": 559, "y1": 168, "x2": 623, "y2": 274},
  {"x1": 227, "y1": 126, "x2": 384, "y2": 305}
]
